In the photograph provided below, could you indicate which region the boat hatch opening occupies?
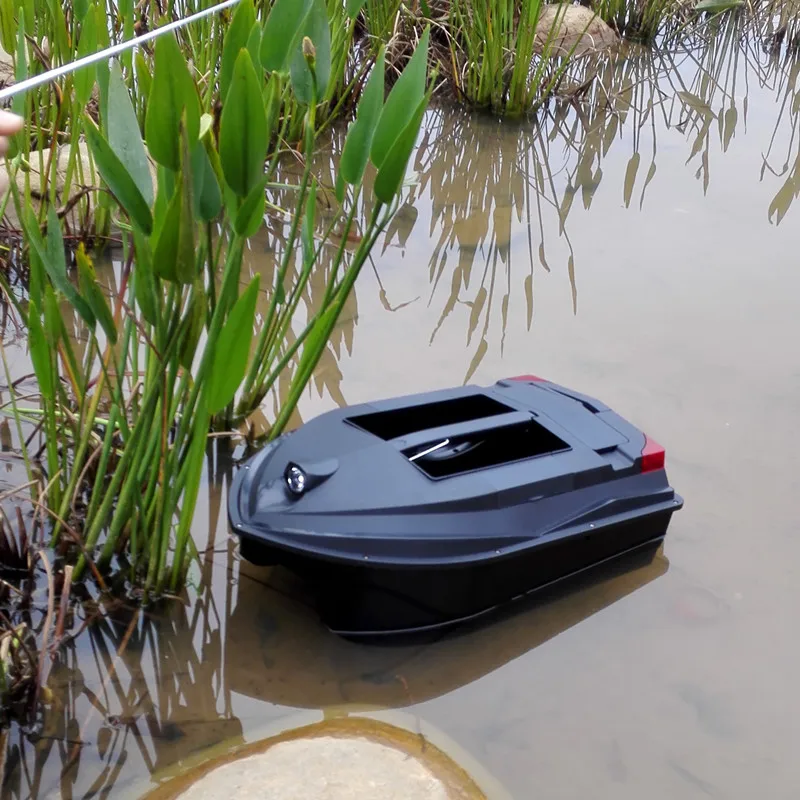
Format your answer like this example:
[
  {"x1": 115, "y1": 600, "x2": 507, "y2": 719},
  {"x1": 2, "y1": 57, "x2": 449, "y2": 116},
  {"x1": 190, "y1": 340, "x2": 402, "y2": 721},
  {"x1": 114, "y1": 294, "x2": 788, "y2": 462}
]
[
  {"x1": 401, "y1": 420, "x2": 570, "y2": 479},
  {"x1": 347, "y1": 393, "x2": 513, "y2": 441}
]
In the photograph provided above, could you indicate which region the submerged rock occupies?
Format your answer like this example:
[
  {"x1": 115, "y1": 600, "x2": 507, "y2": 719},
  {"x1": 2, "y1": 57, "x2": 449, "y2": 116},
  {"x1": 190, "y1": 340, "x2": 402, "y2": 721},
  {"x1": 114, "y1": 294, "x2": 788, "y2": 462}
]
[
  {"x1": 1, "y1": 141, "x2": 101, "y2": 231},
  {"x1": 175, "y1": 736, "x2": 450, "y2": 800},
  {"x1": 534, "y1": 5, "x2": 620, "y2": 57},
  {"x1": 1, "y1": 140, "x2": 156, "y2": 232},
  {"x1": 145, "y1": 716, "x2": 500, "y2": 800}
]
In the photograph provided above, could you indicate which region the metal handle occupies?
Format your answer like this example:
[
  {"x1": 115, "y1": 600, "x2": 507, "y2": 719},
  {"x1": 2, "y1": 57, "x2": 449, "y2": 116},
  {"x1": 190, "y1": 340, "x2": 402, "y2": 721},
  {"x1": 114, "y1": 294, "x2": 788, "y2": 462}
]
[{"x1": 0, "y1": 0, "x2": 241, "y2": 103}]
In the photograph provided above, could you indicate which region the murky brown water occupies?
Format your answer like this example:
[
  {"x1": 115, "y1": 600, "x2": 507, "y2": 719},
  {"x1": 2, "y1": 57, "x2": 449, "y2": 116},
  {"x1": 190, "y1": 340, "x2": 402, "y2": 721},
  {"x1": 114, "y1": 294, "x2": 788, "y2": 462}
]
[{"x1": 4, "y1": 30, "x2": 800, "y2": 800}]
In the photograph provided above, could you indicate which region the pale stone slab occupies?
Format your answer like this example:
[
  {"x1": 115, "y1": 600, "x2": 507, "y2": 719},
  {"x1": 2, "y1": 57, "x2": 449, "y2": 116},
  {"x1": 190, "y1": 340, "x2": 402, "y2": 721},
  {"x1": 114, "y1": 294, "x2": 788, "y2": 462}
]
[{"x1": 175, "y1": 735, "x2": 451, "y2": 800}]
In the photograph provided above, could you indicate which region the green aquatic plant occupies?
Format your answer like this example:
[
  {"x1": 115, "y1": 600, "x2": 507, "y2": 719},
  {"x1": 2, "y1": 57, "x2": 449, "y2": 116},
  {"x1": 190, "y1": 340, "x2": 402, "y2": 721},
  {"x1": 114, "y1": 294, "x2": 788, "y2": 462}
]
[
  {"x1": 0, "y1": 0, "x2": 380, "y2": 242},
  {"x1": 447, "y1": 0, "x2": 589, "y2": 115},
  {"x1": 1, "y1": 0, "x2": 433, "y2": 597},
  {"x1": 593, "y1": 0, "x2": 687, "y2": 43},
  {"x1": 362, "y1": 0, "x2": 406, "y2": 43}
]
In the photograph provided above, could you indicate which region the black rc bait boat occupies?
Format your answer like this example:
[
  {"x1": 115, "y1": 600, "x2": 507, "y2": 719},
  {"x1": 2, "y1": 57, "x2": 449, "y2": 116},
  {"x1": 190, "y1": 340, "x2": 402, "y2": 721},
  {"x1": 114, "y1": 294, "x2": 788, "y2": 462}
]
[{"x1": 228, "y1": 375, "x2": 683, "y2": 636}]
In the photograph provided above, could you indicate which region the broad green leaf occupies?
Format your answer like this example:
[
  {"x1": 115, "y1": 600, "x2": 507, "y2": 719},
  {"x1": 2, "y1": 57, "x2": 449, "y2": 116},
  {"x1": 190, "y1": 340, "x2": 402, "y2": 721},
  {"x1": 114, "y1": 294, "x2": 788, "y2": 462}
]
[
  {"x1": 73, "y1": 0, "x2": 89, "y2": 19},
  {"x1": 107, "y1": 60, "x2": 154, "y2": 206},
  {"x1": 191, "y1": 141, "x2": 222, "y2": 222},
  {"x1": 246, "y1": 22, "x2": 262, "y2": 69},
  {"x1": 0, "y1": 0, "x2": 17, "y2": 55},
  {"x1": 345, "y1": 0, "x2": 368, "y2": 17},
  {"x1": 290, "y1": 0, "x2": 332, "y2": 104},
  {"x1": 179, "y1": 278, "x2": 205, "y2": 370},
  {"x1": 337, "y1": 47, "x2": 385, "y2": 200},
  {"x1": 373, "y1": 93, "x2": 429, "y2": 204},
  {"x1": 76, "y1": 244, "x2": 117, "y2": 345},
  {"x1": 371, "y1": 26, "x2": 430, "y2": 169},
  {"x1": 84, "y1": 116, "x2": 153, "y2": 235},
  {"x1": 26, "y1": 301, "x2": 53, "y2": 400},
  {"x1": 208, "y1": 275, "x2": 261, "y2": 414},
  {"x1": 260, "y1": 0, "x2": 312, "y2": 73},
  {"x1": 145, "y1": 33, "x2": 200, "y2": 171},
  {"x1": 234, "y1": 176, "x2": 268, "y2": 237},
  {"x1": 172, "y1": 119, "x2": 198, "y2": 284},
  {"x1": 219, "y1": 49, "x2": 268, "y2": 198},
  {"x1": 220, "y1": 0, "x2": 256, "y2": 101},
  {"x1": 74, "y1": 10, "x2": 97, "y2": 107},
  {"x1": 151, "y1": 164, "x2": 173, "y2": 244},
  {"x1": 132, "y1": 227, "x2": 159, "y2": 326}
]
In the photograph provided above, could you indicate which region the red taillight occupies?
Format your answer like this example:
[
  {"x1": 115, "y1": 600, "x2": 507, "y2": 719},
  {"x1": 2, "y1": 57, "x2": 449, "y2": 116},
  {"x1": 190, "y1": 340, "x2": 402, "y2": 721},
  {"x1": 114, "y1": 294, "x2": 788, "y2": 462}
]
[
  {"x1": 641, "y1": 436, "x2": 665, "y2": 473},
  {"x1": 508, "y1": 374, "x2": 545, "y2": 382}
]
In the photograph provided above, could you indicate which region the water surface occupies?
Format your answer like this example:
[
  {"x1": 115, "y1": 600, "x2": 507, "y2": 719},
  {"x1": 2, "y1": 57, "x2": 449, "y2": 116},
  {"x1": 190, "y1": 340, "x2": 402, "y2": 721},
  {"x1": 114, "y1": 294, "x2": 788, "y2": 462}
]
[{"x1": 3, "y1": 31, "x2": 800, "y2": 800}]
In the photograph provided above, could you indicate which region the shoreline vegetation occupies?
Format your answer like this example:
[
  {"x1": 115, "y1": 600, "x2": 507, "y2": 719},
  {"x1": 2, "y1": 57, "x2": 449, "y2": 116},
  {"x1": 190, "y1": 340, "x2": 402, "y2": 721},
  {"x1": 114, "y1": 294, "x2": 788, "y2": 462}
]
[{"x1": 0, "y1": 0, "x2": 798, "y2": 731}]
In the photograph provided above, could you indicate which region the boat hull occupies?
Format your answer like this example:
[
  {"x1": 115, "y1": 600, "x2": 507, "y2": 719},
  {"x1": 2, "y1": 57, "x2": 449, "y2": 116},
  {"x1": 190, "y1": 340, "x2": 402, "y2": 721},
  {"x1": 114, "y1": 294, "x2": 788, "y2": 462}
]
[{"x1": 236, "y1": 500, "x2": 680, "y2": 636}]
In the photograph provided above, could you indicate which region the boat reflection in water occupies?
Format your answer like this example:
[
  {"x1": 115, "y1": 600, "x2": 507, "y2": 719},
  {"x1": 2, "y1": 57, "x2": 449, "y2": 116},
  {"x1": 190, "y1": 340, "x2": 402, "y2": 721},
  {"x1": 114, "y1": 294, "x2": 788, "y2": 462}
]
[{"x1": 224, "y1": 539, "x2": 669, "y2": 710}]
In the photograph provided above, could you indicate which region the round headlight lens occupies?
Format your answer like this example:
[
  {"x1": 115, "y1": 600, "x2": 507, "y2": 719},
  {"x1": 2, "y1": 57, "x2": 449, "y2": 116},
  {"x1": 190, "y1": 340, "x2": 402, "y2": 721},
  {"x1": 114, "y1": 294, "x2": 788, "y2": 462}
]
[{"x1": 285, "y1": 465, "x2": 306, "y2": 495}]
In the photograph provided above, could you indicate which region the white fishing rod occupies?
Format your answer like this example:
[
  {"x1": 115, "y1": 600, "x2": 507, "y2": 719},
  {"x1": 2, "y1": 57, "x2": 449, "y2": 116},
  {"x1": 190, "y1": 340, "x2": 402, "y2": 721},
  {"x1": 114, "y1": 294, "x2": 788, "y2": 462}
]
[{"x1": 0, "y1": 0, "x2": 241, "y2": 103}]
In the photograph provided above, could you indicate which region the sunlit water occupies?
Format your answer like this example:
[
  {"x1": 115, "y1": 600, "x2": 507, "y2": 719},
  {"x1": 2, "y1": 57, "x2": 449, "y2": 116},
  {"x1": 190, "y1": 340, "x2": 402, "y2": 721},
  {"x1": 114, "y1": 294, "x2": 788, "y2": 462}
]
[{"x1": 3, "y1": 30, "x2": 800, "y2": 800}]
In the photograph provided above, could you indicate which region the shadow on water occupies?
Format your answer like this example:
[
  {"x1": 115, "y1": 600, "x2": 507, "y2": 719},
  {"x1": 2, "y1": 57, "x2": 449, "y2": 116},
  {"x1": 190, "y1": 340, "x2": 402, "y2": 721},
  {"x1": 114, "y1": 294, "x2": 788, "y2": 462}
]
[
  {"x1": 2, "y1": 22, "x2": 800, "y2": 799},
  {"x1": 0, "y1": 443, "x2": 669, "y2": 799}
]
